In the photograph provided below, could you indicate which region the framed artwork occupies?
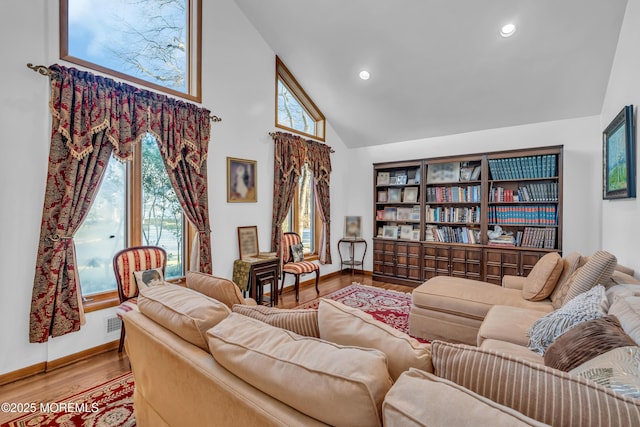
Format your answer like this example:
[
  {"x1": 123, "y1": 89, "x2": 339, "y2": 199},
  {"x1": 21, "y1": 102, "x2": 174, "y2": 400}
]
[
  {"x1": 382, "y1": 225, "x2": 397, "y2": 239},
  {"x1": 388, "y1": 188, "x2": 401, "y2": 202},
  {"x1": 227, "y1": 157, "x2": 257, "y2": 202},
  {"x1": 377, "y1": 190, "x2": 388, "y2": 202},
  {"x1": 344, "y1": 216, "x2": 362, "y2": 239},
  {"x1": 399, "y1": 225, "x2": 413, "y2": 240},
  {"x1": 377, "y1": 172, "x2": 390, "y2": 185},
  {"x1": 427, "y1": 162, "x2": 461, "y2": 184},
  {"x1": 603, "y1": 105, "x2": 636, "y2": 199},
  {"x1": 237, "y1": 226, "x2": 259, "y2": 259},
  {"x1": 403, "y1": 187, "x2": 419, "y2": 203}
]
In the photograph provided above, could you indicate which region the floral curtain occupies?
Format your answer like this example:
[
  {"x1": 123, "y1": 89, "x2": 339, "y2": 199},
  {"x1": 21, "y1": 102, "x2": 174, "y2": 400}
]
[
  {"x1": 30, "y1": 65, "x2": 212, "y2": 342},
  {"x1": 306, "y1": 140, "x2": 332, "y2": 264},
  {"x1": 270, "y1": 132, "x2": 306, "y2": 258}
]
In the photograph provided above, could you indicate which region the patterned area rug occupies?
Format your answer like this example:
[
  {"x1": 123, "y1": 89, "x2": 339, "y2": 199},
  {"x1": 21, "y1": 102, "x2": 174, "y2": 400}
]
[
  {"x1": 3, "y1": 372, "x2": 135, "y2": 427},
  {"x1": 298, "y1": 283, "x2": 420, "y2": 338}
]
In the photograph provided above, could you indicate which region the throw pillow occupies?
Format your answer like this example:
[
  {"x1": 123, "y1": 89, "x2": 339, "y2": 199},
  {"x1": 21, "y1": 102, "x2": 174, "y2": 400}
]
[
  {"x1": 528, "y1": 285, "x2": 608, "y2": 355},
  {"x1": 290, "y1": 243, "x2": 304, "y2": 262},
  {"x1": 185, "y1": 271, "x2": 245, "y2": 308},
  {"x1": 544, "y1": 316, "x2": 636, "y2": 371},
  {"x1": 608, "y1": 296, "x2": 640, "y2": 345},
  {"x1": 232, "y1": 304, "x2": 320, "y2": 337},
  {"x1": 207, "y1": 313, "x2": 392, "y2": 427},
  {"x1": 522, "y1": 252, "x2": 564, "y2": 301},
  {"x1": 431, "y1": 340, "x2": 640, "y2": 427},
  {"x1": 570, "y1": 346, "x2": 640, "y2": 400},
  {"x1": 549, "y1": 252, "x2": 582, "y2": 306},
  {"x1": 137, "y1": 285, "x2": 231, "y2": 350},
  {"x1": 133, "y1": 267, "x2": 166, "y2": 290},
  {"x1": 551, "y1": 250, "x2": 617, "y2": 309},
  {"x1": 383, "y1": 369, "x2": 546, "y2": 427},
  {"x1": 317, "y1": 299, "x2": 432, "y2": 381}
]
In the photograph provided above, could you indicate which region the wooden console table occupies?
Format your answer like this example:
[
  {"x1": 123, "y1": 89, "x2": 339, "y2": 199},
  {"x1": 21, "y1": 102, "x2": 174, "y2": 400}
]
[
  {"x1": 338, "y1": 238, "x2": 367, "y2": 276},
  {"x1": 232, "y1": 257, "x2": 280, "y2": 306}
]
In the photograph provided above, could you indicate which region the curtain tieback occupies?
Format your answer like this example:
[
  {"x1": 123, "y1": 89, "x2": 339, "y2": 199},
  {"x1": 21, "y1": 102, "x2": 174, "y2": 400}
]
[
  {"x1": 197, "y1": 229, "x2": 210, "y2": 235},
  {"x1": 47, "y1": 233, "x2": 72, "y2": 242}
]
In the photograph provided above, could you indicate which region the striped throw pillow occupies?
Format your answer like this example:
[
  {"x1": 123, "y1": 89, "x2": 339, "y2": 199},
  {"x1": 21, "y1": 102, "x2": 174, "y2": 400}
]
[
  {"x1": 552, "y1": 250, "x2": 617, "y2": 309},
  {"x1": 232, "y1": 304, "x2": 320, "y2": 337},
  {"x1": 431, "y1": 340, "x2": 640, "y2": 427}
]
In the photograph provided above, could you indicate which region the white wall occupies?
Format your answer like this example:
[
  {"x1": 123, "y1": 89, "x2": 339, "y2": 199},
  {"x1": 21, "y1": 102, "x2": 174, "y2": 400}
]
[
  {"x1": 0, "y1": 0, "x2": 348, "y2": 376},
  {"x1": 347, "y1": 116, "x2": 604, "y2": 270},
  {"x1": 600, "y1": 0, "x2": 640, "y2": 270}
]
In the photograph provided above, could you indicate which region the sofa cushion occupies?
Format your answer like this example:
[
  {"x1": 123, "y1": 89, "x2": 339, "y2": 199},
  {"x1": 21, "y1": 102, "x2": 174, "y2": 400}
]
[
  {"x1": 232, "y1": 304, "x2": 320, "y2": 337},
  {"x1": 412, "y1": 276, "x2": 553, "y2": 323},
  {"x1": 570, "y1": 346, "x2": 640, "y2": 400},
  {"x1": 544, "y1": 316, "x2": 636, "y2": 371},
  {"x1": 431, "y1": 340, "x2": 640, "y2": 427},
  {"x1": 528, "y1": 285, "x2": 608, "y2": 355},
  {"x1": 382, "y1": 368, "x2": 548, "y2": 427},
  {"x1": 479, "y1": 339, "x2": 544, "y2": 365},
  {"x1": 317, "y1": 299, "x2": 432, "y2": 381},
  {"x1": 608, "y1": 296, "x2": 640, "y2": 345},
  {"x1": 522, "y1": 252, "x2": 564, "y2": 301},
  {"x1": 551, "y1": 251, "x2": 617, "y2": 309},
  {"x1": 137, "y1": 285, "x2": 230, "y2": 350},
  {"x1": 185, "y1": 271, "x2": 245, "y2": 308},
  {"x1": 549, "y1": 252, "x2": 582, "y2": 305},
  {"x1": 207, "y1": 313, "x2": 392, "y2": 427},
  {"x1": 478, "y1": 305, "x2": 546, "y2": 347}
]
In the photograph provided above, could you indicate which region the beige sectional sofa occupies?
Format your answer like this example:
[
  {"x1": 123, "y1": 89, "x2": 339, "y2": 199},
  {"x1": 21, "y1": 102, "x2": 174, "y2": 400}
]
[{"x1": 123, "y1": 269, "x2": 640, "y2": 426}]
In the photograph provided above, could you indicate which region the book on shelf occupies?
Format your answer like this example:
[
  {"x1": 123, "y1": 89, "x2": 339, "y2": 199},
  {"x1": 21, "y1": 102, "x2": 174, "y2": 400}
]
[
  {"x1": 426, "y1": 205, "x2": 481, "y2": 223},
  {"x1": 488, "y1": 205, "x2": 557, "y2": 225},
  {"x1": 430, "y1": 226, "x2": 480, "y2": 244},
  {"x1": 488, "y1": 234, "x2": 516, "y2": 247},
  {"x1": 427, "y1": 185, "x2": 481, "y2": 203},
  {"x1": 488, "y1": 155, "x2": 557, "y2": 180},
  {"x1": 519, "y1": 227, "x2": 556, "y2": 249}
]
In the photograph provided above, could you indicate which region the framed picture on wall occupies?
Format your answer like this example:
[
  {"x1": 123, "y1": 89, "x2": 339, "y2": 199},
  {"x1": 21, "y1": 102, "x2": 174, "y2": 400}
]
[
  {"x1": 603, "y1": 105, "x2": 636, "y2": 199},
  {"x1": 227, "y1": 157, "x2": 257, "y2": 202}
]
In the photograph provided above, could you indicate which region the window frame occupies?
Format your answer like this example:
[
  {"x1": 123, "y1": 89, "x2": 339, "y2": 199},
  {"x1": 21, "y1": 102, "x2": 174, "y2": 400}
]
[
  {"x1": 83, "y1": 140, "x2": 192, "y2": 312},
  {"x1": 59, "y1": 0, "x2": 203, "y2": 102},
  {"x1": 275, "y1": 56, "x2": 326, "y2": 141}
]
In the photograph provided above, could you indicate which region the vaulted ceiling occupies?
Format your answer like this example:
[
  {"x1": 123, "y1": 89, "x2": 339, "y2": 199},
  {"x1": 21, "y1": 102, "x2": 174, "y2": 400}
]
[{"x1": 234, "y1": 0, "x2": 628, "y2": 148}]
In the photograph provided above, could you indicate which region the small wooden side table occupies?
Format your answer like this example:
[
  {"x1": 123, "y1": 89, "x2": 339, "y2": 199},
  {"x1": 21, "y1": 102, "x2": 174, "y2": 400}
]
[
  {"x1": 337, "y1": 238, "x2": 367, "y2": 276},
  {"x1": 233, "y1": 257, "x2": 280, "y2": 306}
]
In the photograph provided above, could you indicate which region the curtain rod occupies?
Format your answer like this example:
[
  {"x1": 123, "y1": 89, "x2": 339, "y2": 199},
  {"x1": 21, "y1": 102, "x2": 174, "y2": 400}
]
[
  {"x1": 27, "y1": 63, "x2": 222, "y2": 123},
  {"x1": 268, "y1": 132, "x2": 335, "y2": 153}
]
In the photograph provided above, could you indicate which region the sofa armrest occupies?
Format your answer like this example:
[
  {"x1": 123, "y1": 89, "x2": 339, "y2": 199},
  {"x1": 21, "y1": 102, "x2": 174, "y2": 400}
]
[
  {"x1": 244, "y1": 298, "x2": 258, "y2": 306},
  {"x1": 502, "y1": 275, "x2": 527, "y2": 290}
]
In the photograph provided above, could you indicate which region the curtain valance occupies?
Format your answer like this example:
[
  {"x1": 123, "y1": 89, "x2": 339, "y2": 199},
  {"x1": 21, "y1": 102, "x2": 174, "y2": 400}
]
[{"x1": 49, "y1": 64, "x2": 210, "y2": 172}]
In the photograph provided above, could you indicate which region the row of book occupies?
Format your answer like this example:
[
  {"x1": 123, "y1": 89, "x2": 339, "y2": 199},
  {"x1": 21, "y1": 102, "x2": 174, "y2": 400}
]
[
  {"x1": 488, "y1": 205, "x2": 557, "y2": 225},
  {"x1": 488, "y1": 155, "x2": 557, "y2": 180},
  {"x1": 426, "y1": 185, "x2": 481, "y2": 203},
  {"x1": 489, "y1": 183, "x2": 559, "y2": 202},
  {"x1": 519, "y1": 227, "x2": 557, "y2": 249},
  {"x1": 425, "y1": 225, "x2": 481, "y2": 244},
  {"x1": 425, "y1": 206, "x2": 481, "y2": 224}
]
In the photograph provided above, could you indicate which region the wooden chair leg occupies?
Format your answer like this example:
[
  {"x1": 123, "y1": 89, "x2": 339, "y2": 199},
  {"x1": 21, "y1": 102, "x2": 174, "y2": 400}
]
[
  {"x1": 118, "y1": 324, "x2": 126, "y2": 353},
  {"x1": 314, "y1": 270, "x2": 320, "y2": 294},
  {"x1": 279, "y1": 272, "x2": 285, "y2": 295},
  {"x1": 295, "y1": 275, "x2": 300, "y2": 302}
]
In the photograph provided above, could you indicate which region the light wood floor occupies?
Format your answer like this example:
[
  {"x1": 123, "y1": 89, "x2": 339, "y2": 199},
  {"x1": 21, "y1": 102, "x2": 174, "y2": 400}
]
[{"x1": 0, "y1": 272, "x2": 412, "y2": 424}]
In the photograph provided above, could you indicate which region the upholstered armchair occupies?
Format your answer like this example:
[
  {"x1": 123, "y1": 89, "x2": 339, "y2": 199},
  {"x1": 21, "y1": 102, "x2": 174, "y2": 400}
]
[{"x1": 279, "y1": 232, "x2": 320, "y2": 302}]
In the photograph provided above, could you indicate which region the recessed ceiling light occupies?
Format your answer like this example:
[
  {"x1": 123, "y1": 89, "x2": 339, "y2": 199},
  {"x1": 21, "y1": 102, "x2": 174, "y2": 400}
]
[
  {"x1": 359, "y1": 70, "x2": 370, "y2": 80},
  {"x1": 500, "y1": 23, "x2": 516, "y2": 37}
]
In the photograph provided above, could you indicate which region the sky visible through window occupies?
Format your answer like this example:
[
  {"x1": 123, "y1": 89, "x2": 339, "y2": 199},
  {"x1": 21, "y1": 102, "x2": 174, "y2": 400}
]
[
  {"x1": 277, "y1": 79, "x2": 316, "y2": 135},
  {"x1": 66, "y1": 0, "x2": 188, "y2": 93}
]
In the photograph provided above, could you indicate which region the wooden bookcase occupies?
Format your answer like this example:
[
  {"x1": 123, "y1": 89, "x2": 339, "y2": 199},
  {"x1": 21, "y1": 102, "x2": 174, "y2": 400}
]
[{"x1": 373, "y1": 146, "x2": 563, "y2": 287}]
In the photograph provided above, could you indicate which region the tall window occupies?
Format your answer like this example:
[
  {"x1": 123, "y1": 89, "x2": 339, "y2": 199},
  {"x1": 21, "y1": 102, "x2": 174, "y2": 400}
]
[
  {"x1": 60, "y1": 0, "x2": 202, "y2": 101},
  {"x1": 75, "y1": 134, "x2": 187, "y2": 297},
  {"x1": 282, "y1": 164, "x2": 318, "y2": 255},
  {"x1": 276, "y1": 56, "x2": 326, "y2": 141}
]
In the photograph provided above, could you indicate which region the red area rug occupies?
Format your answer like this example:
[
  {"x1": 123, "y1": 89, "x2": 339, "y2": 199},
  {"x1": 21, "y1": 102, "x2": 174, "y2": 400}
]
[
  {"x1": 3, "y1": 372, "x2": 135, "y2": 427},
  {"x1": 298, "y1": 283, "x2": 422, "y2": 339}
]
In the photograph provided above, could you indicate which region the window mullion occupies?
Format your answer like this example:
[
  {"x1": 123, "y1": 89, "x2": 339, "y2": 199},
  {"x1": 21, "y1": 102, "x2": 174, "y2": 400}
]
[{"x1": 129, "y1": 142, "x2": 142, "y2": 246}]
